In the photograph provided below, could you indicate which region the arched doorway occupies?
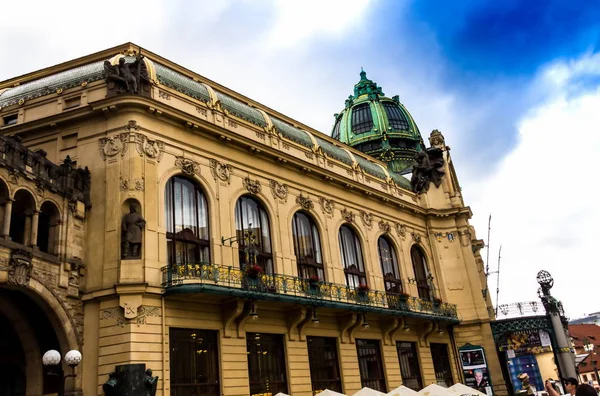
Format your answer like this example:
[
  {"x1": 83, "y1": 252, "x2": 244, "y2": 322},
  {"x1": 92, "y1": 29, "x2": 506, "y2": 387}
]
[{"x1": 0, "y1": 287, "x2": 69, "y2": 396}]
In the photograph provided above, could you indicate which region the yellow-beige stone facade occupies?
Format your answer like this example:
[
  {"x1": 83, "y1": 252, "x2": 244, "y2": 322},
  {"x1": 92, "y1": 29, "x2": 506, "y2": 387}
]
[{"x1": 0, "y1": 43, "x2": 505, "y2": 396}]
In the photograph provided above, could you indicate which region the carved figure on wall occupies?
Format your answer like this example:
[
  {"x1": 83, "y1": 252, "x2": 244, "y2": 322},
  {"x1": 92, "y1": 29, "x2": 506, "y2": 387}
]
[
  {"x1": 410, "y1": 147, "x2": 445, "y2": 193},
  {"x1": 8, "y1": 249, "x2": 33, "y2": 286},
  {"x1": 318, "y1": 197, "x2": 335, "y2": 215},
  {"x1": 121, "y1": 204, "x2": 146, "y2": 259},
  {"x1": 104, "y1": 54, "x2": 150, "y2": 96},
  {"x1": 145, "y1": 369, "x2": 159, "y2": 396},
  {"x1": 102, "y1": 372, "x2": 118, "y2": 396}
]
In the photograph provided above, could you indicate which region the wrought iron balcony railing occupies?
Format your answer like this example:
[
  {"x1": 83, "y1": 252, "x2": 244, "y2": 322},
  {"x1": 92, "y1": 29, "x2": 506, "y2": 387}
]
[{"x1": 161, "y1": 263, "x2": 458, "y2": 321}]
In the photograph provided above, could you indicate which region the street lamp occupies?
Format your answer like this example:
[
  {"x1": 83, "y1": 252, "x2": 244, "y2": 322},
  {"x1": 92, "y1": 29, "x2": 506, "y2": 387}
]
[{"x1": 42, "y1": 349, "x2": 82, "y2": 396}]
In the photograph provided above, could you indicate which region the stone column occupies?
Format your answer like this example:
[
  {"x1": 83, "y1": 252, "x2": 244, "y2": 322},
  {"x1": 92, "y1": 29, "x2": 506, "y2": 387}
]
[
  {"x1": 2, "y1": 199, "x2": 13, "y2": 238},
  {"x1": 30, "y1": 211, "x2": 39, "y2": 248}
]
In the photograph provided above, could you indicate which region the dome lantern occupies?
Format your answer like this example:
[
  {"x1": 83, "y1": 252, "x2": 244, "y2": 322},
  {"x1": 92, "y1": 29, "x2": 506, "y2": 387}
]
[{"x1": 331, "y1": 70, "x2": 424, "y2": 174}]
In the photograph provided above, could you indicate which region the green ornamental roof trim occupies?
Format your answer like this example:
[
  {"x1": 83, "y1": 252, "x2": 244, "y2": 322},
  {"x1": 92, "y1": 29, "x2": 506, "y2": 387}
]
[
  {"x1": 314, "y1": 136, "x2": 353, "y2": 166},
  {"x1": 355, "y1": 155, "x2": 387, "y2": 179},
  {"x1": 272, "y1": 117, "x2": 314, "y2": 149},
  {"x1": 390, "y1": 172, "x2": 412, "y2": 190},
  {"x1": 155, "y1": 63, "x2": 211, "y2": 103},
  {"x1": 215, "y1": 91, "x2": 267, "y2": 127},
  {"x1": 0, "y1": 60, "x2": 105, "y2": 108}
]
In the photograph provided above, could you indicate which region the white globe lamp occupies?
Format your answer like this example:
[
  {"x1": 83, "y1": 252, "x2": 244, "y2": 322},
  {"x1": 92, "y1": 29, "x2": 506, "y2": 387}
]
[
  {"x1": 64, "y1": 350, "x2": 82, "y2": 367},
  {"x1": 42, "y1": 349, "x2": 61, "y2": 366}
]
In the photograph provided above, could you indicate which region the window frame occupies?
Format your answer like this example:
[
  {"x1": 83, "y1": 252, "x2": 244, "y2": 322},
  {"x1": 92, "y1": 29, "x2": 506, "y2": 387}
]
[
  {"x1": 165, "y1": 176, "x2": 211, "y2": 267},
  {"x1": 382, "y1": 101, "x2": 409, "y2": 130},
  {"x1": 356, "y1": 338, "x2": 387, "y2": 392},
  {"x1": 246, "y1": 333, "x2": 288, "y2": 396},
  {"x1": 338, "y1": 224, "x2": 367, "y2": 288},
  {"x1": 351, "y1": 103, "x2": 374, "y2": 134},
  {"x1": 235, "y1": 195, "x2": 274, "y2": 274},
  {"x1": 378, "y1": 236, "x2": 402, "y2": 294},
  {"x1": 410, "y1": 245, "x2": 432, "y2": 300},
  {"x1": 307, "y1": 336, "x2": 343, "y2": 394},
  {"x1": 396, "y1": 341, "x2": 423, "y2": 391},
  {"x1": 430, "y1": 343, "x2": 454, "y2": 387},
  {"x1": 292, "y1": 211, "x2": 324, "y2": 280}
]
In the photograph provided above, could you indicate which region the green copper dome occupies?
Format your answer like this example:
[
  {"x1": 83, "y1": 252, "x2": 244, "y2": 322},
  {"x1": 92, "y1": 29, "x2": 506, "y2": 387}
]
[{"x1": 331, "y1": 70, "x2": 424, "y2": 174}]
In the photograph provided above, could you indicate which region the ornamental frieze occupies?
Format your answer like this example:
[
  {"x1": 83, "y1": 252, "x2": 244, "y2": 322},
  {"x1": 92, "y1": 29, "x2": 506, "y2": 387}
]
[
  {"x1": 175, "y1": 156, "x2": 201, "y2": 176},
  {"x1": 243, "y1": 177, "x2": 261, "y2": 194},
  {"x1": 135, "y1": 134, "x2": 165, "y2": 162},
  {"x1": 296, "y1": 194, "x2": 313, "y2": 211},
  {"x1": 318, "y1": 197, "x2": 335, "y2": 215},
  {"x1": 8, "y1": 249, "x2": 33, "y2": 287},
  {"x1": 341, "y1": 208, "x2": 355, "y2": 223},
  {"x1": 210, "y1": 159, "x2": 233, "y2": 184},
  {"x1": 360, "y1": 210, "x2": 373, "y2": 228},
  {"x1": 269, "y1": 180, "x2": 288, "y2": 201},
  {"x1": 100, "y1": 305, "x2": 161, "y2": 328},
  {"x1": 98, "y1": 133, "x2": 128, "y2": 160}
]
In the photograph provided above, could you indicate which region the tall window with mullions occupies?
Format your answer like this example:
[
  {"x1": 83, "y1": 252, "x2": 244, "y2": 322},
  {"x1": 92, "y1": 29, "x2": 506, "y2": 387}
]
[
  {"x1": 430, "y1": 343, "x2": 454, "y2": 387},
  {"x1": 169, "y1": 328, "x2": 220, "y2": 396},
  {"x1": 378, "y1": 236, "x2": 402, "y2": 294},
  {"x1": 338, "y1": 225, "x2": 366, "y2": 288},
  {"x1": 307, "y1": 337, "x2": 343, "y2": 394},
  {"x1": 247, "y1": 333, "x2": 288, "y2": 396},
  {"x1": 235, "y1": 195, "x2": 273, "y2": 274},
  {"x1": 351, "y1": 103, "x2": 374, "y2": 134},
  {"x1": 292, "y1": 211, "x2": 324, "y2": 280},
  {"x1": 356, "y1": 339, "x2": 387, "y2": 392},
  {"x1": 397, "y1": 341, "x2": 423, "y2": 391},
  {"x1": 382, "y1": 102, "x2": 409, "y2": 130},
  {"x1": 165, "y1": 176, "x2": 210, "y2": 268}
]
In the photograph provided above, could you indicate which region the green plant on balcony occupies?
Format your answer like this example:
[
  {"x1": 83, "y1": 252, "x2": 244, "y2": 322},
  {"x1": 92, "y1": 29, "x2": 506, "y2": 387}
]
[
  {"x1": 433, "y1": 297, "x2": 443, "y2": 307},
  {"x1": 245, "y1": 264, "x2": 263, "y2": 280}
]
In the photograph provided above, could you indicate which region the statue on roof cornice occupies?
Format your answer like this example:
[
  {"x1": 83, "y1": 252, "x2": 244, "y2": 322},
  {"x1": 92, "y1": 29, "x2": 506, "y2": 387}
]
[
  {"x1": 104, "y1": 53, "x2": 150, "y2": 98},
  {"x1": 410, "y1": 147, "x2": 445, "y2": 193}
]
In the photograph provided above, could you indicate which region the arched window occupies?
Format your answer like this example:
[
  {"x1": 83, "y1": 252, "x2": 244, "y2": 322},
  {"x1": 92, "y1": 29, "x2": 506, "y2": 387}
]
[
  {"x1": 378, "y1": 236, "x2": 402, "y2": 294},
  {"x1": 410, "y1": 245, "x2": 431, "y2": 300},
  {"x1": 165, "y1": 176, "x2": 210, "y2": 267},
  {"x1": 338, "y1": 225, "x2": 366, "y2": 288},
  {"x1": 351, "y1": 103, "x2": 374, "y2": 134},
  {"x1": 10, "y1": 190, "x2": 36, "y2": 245},
  {"x1": 0, "y1": 180, "x2": 9, "y2": 236},
  {"x1": 292, "y1": 211, "x2": 323, "y2": 280},
  {"x1": 38, "y1": 201, "x2": 60, "y2": 255},
  {"x1": 235, "y1": 195, "x2": 273, "y2": 274}
]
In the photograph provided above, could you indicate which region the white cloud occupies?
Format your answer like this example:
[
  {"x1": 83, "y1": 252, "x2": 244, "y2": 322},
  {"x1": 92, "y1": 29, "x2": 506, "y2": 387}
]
[
  {"x1": 265, "y1": 0, "x2": 373, "y2": 49},
  {"x1": 469, "y1": 53, "x2": 600, "y2": 319}
]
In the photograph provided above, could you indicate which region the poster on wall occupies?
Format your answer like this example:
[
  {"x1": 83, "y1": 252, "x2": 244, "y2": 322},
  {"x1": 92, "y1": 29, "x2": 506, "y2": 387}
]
[{"x1": 459, "y1": 345, "x2": 493, "y2": 396}]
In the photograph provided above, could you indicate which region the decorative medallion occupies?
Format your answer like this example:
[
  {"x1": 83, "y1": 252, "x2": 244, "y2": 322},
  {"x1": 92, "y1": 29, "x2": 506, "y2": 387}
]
[
  {"x1": 243, "y1": 177, "x2": 261, "y2": 194},
  {"x1": 34, "y1": 181, "x2": 44, "y2": 196},
  {"x1": 120, "y1": 178, "x2": 129, "y2": 191},
  {"x1": 175, "y1": 156, "x2": 200, "y2": 176},
  {"x1": 209, "y1": 159, "x2": 232, "y2": 184},
  {"x1": 318, "y1": 197, "x2": 335, "y2": 215},
  {"x1": 379, "y1": 220, "x2": 391, "y2": 234},
  {"x1": 7, "y1": 170, "x2": 18, "y2": 185},
  {"x1": 396, "y1": 223, "x2": 406, "y2": 237},
  {"x1": 8, "y1": 249, "x2": 33, "y2": 286},
  {"x1": 296, "y1": 194, "x2": 313, "y2": 210},
  {"x1": 135, "y1": 134, "x2": 165, "y2": 162},
  {"x1": 411, "y1": 232, "x2": 421, "y2": 243},
  {"x1": 100, "y1": 305, "x2": 161, "y2": 327},
  {"x1": 68, "y1": 199, "x2": 78, "y2": 215},
  {"x1": 99, "y1": 133, "x2": 128, "y2": 160},
  {"x1": 360, "y1": 210, "x2": 373, "y2": 227},
  {"x1": 269, "y1": 180, "x2": 288, "y2": 201},
  {"x1": 341, "y1": 208, "x2": 355, "y2": 223},
  {"x1": 134, "y1": 178, "x2": 145, "y2": 191}
]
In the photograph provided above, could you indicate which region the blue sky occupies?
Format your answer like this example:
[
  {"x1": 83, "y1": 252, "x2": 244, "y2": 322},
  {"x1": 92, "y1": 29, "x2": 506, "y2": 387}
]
[{"x1": 1, "y1": 0, "x2": 599, "y2": 318}]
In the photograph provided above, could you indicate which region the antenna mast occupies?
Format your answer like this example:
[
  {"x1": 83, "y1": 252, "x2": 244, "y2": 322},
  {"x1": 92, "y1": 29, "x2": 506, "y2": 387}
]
[
  {"x1": 485, "y1": 214, "x2": 491, "y2": 275},
  {"x1": 494, "y1": 245, "x2": 502, "y2": 316}
]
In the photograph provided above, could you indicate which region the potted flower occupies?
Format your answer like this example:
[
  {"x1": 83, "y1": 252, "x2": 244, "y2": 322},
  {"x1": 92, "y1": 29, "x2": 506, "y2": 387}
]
[
  {"x1": 433, "y1": 297, "x2": 443, "y2": 307},
  {"x1": 245, "y1": 264, "x2": 263, "y2": 279},
  {"x1": 308, "y1": 275, "x2": 321, "y2": 294},
  {"x1": 399, "y1": 291, "x2": 410, "y2": 301},
  {"x1": 357, "y1": 283, "x2": 370, "y2": 294}
]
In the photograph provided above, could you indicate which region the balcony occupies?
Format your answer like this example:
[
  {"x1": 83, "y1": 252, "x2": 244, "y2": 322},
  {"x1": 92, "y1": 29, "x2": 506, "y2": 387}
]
[{"x1": 161, "y1": 264, "x2": 459, "y2": 322}]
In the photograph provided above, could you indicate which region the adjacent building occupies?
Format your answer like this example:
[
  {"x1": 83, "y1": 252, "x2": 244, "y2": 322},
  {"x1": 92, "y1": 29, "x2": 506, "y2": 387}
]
[{"x1": 0, "y1": 43, "x2": 504, "y2": 396}]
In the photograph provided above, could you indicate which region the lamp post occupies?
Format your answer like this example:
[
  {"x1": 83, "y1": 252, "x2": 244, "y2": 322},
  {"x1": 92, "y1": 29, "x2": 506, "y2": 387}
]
[
  {"x1": 536, "y1": 270, "x2": 577, "y2": 380},
  {"x1": 42, "y1": 349, "x2": 82, "y2": 396}
]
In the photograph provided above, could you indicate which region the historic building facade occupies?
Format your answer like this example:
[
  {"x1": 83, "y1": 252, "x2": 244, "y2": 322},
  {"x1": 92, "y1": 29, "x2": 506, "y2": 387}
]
[{"x1": 0, "y1": 43, "x2": 503, "y2": 396}]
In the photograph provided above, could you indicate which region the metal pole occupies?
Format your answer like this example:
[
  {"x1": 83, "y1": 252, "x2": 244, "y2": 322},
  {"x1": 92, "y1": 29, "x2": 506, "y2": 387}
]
[{"x1": 495, "y1": 246, "x2": 502, "y2": 316}]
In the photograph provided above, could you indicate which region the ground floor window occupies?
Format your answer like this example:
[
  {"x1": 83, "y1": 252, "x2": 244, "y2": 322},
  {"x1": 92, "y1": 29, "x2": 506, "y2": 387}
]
[
  {"x1": 247, "y1": 333, "x2": 288, "y2": 396},
  {"x1": 356, "y1": 339, "x2": 387, "y2": 392},
  {"x1": 307, "y1": 337, "x2": 342, "y2": 394},
  {"x1": 397, "y1": 341, "x2": 423, "y2": 391},
  {"x1": 169, "y1": 328, "x2": 220, "y2": 396},
  {"x1": 430, "y1": 343, "x2": 454, "y2": 387}
]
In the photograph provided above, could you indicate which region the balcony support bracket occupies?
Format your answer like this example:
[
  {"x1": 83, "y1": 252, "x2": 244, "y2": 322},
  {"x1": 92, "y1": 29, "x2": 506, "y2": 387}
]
[{"x1": 287, "y1": 307, "x2": 307, "y2": 341}]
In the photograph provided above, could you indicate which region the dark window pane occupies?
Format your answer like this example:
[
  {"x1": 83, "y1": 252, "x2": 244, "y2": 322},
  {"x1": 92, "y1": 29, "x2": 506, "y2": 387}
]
[
  {"x1": 430, "y1": 343, "x2": 454, "y2": 387},
  {"x1": 247, "y1": 333, "x2": 288, "y2": 396},
  {"x1": 308, "y1": 337, "x2": 342, "y2": 394},
  {"x1": 410, "y1": 246, "x2": 431, "y2": 300},
  {"x1": 356, "y1": 339, "x2": 387, "y2": 392},
  {"x1": 293, "y1": 211, "x2": 324, "y2": 280},
  {"x1": 170, "y1": 328, "x2": 220, "y2": 396},
  {"x1": 332, "y1": 117, "x2": 342, "y2": 140},
  {"x1": 165, "y1": 176, "x2": 211, "y2": 267},
  {"x1": 378, "y1": 237, "x2": 402, "y2": 294},
  {"x1": 339, "y1": 225, "x2": 366, "y2": 287},
  {"x1": 351, "y1": 103, "x2": 374, "y2": 134},
  {"x1": 235, "y1": 196, "x2": 274, "y2": 273},
  {"x1": 383, "y1": 102, "x2": 409, "y2": 130},
  {"x1": 397, "y1": 342, "x2": 423, "y2": 391}
]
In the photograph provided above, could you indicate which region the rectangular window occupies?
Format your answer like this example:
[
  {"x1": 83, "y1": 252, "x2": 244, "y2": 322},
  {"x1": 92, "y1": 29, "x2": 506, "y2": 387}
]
[
  {"x1": 592, "y1": 373, "x2": 597, "y2": 381},
  {"x1": 63, "y1": 96, "x2": 81, "y2": 110},
  {"x1": 583, "y1": 374, "x2": 588, "y2": 382},
  {"x1": 308, "y1": 337, "x2": 342, "y2": 394},
  {"x1": 247, "y1": 333, "x2": 288, "y2": 396},
  {"x1": 169, "y1": 328, "x2": 220, "y2": 396},
  {"x1": 356, "y1": 339, "x2": 387, "y2": 392},
  {"x1": 430, "y1": 343, "x2": 454, "y2": 387},
  {"x1": 397, "y1": 342, "x2": 423, "y2": 391},
  {"x1": 2, "y1": 114, "x2": 17, "y2": 126}
]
